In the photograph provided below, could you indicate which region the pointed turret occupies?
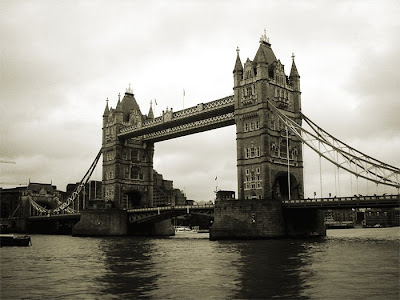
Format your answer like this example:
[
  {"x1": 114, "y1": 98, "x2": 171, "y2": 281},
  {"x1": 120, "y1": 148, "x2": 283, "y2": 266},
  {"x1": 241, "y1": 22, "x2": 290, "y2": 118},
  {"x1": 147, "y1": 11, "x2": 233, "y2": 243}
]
[
  {"x1": 289, "y1": 53, "x2": 301, "y2": 112},
  {"x1": 148, "y1": 100, "x2": 154, "y2": 119},
  {"x1": 115, "y1": 98, "x2": 122, "y2": 113},
  {"x1": 289, "y1": 53, "x2": 300, "y2": 78},
  {"x1": 103, "y1": 98, "x2": 110, "y2": 117},
  {"x1": 233, "y1": 47, "x2": 243, "y2": 73},
  {"x1": 233, "y1": 46, "x2": 243, "y2": 88},
  {"x1": 289, "y1": 53, "x2": 300, "y2": 92}
]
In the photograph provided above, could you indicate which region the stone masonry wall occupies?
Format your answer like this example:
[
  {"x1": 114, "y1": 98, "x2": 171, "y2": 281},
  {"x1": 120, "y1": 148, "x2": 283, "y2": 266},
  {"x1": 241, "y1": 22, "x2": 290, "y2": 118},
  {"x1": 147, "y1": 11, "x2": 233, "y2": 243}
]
[{"x1": 210, "y1": 199, "x2": 285, "y2": 240}]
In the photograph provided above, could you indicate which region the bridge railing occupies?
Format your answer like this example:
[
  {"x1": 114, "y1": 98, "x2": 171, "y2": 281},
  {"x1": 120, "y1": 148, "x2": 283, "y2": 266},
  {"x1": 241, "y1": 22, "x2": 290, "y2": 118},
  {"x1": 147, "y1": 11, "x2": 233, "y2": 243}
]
[
  {"x1": 127, "y1": 204, "x2": 215, "y2": 213},
  {"x1": 282, "y1": 194, "x2": 399, "y2": 205},
  {"x1": 119, "y1": 96, "x2": 234, "y2": 136}
]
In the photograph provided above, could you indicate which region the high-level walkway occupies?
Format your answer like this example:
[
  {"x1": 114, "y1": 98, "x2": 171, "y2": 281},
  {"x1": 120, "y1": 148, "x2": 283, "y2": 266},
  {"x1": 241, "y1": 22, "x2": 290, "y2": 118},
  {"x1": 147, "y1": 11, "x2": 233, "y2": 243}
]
[{"x1": 118, "y1": 96, "x2": 235, "y2": 142}]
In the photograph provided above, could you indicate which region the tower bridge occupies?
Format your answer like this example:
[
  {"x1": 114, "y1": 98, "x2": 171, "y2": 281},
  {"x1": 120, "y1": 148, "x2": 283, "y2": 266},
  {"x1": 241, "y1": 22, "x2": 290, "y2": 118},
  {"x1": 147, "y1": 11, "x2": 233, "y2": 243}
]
[{"x1": 23, "y1": 33, "x2": 400, "y2": 239}]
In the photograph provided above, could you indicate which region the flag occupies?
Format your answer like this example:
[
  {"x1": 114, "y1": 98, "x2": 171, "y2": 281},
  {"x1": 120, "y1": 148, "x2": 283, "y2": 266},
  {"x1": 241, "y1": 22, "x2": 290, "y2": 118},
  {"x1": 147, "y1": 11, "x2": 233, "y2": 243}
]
[
  {"x1": 154, "y1": 98, "x2": 157, "y2": 105},
  {"x1": 215, "y1": 176, "x2": 217, "y2": 180},
  {"x1": 183, "y1": 89, "x2": 185, "y2": 96}
]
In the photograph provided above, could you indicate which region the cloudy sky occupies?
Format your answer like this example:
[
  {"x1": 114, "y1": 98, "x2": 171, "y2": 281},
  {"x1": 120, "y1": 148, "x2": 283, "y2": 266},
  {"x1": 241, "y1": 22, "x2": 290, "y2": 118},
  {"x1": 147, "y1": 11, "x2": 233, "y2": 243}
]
[{"x1": 1, "y1": 0, "x2": 399, "y2": 201}]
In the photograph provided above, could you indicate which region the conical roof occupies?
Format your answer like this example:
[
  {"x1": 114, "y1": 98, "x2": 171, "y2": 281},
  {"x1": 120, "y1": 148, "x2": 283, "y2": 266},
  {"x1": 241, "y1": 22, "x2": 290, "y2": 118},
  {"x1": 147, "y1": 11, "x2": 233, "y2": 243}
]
[
  {"x1": 120, "y1": 92, "x2": 142, "y2": 121},
  {"x1": 102, "y1": 99, "x2": 110, "y2": 117},
  {"x1": 233, "y1": 54, "x2": 243, "y2": 73},
  {"x1": 253, "y1": 41, "x2": 277, "y2": 65},
  {"x1": 290, "y1": 58, "x2": 300, "y2": 78},
  {"x1": 148, "y1": 101, "x2": 154, "y2": 119}
]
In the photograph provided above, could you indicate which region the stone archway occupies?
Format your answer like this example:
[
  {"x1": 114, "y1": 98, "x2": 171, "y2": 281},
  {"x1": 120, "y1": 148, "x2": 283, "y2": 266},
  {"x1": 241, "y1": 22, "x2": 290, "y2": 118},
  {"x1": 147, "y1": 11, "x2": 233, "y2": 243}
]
[
  {"x1": 122, "y1": 190, "x2": 142, "y2": 209},
  {"x1": 272, "y1": 172, "x2": 300, "y2": 200}
]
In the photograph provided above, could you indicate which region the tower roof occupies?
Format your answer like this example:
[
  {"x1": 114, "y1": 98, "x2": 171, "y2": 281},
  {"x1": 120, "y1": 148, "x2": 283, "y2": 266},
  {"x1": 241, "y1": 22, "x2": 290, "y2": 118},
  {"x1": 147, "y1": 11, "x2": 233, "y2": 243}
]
[
  {"x1": 148, "y1": 100, "x2": 154, "y2": 119},
  {"x1": 120, "y1": 92, "x2": 142, "y2": 120},
  {"x1": 115, "y1": 98, "x2": 122, "y2": 113},
  {"x1": 253, "y1": 41, "x2": 277, "y2": 65},
  {"x1": 102, "y1": 98, "x2": 110, "y2": 117},
  {"x1": 290, "y1": 53, "x2": 300, "y2": 78},
  {"x1": 233, "y1": 46, "x2": 243, "y2": 73}
]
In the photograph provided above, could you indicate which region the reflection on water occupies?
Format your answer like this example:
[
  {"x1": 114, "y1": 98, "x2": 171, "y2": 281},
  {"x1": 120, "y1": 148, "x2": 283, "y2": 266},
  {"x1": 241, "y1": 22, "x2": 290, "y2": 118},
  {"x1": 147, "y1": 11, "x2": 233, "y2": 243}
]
[{"x1": 1, "y1": 228, "x2": 399, "y2": 299}]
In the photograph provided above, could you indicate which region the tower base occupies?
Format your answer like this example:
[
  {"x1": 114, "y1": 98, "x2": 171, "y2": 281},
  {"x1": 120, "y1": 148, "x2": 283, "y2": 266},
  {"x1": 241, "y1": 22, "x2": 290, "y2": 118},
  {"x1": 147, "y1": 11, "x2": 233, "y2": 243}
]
[
  {"x1": 210, "y1": 199, "x2": 286, "y2": 240},
  {"x1": 210, "y1": 199, "x2": 326, "y2": 240},
  {"x1": 72, "y1": 209, "x2": 127, "y2": 236}
]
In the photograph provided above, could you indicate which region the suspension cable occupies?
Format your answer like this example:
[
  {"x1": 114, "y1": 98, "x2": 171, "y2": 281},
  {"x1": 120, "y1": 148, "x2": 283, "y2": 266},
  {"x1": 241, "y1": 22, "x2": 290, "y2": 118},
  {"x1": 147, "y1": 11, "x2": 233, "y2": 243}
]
[
  {"x1": 29, "y1": 149, "x2": 102, "y2": 215},
  {"x1": 267, "y1": 100, "x2": 400, "y2": 189}
]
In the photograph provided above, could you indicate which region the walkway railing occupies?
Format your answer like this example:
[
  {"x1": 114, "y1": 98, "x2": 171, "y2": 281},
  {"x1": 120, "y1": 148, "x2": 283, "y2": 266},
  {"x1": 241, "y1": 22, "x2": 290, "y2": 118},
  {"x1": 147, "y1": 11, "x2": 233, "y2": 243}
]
[
  {"x1": 282, "y1": 194, "x2": 399, "y2": 208},
  {"x1": 118, "y1": 95, "x2": 234, "y2": 140},
  {"x1": 127, "y1": 204, "x2": 215, "y2": 213}
]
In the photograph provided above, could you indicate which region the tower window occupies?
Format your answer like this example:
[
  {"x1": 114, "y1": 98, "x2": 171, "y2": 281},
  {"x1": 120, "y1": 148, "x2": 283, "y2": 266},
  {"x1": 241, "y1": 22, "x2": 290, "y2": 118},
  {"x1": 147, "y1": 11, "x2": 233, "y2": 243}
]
[
  {"x1": 131, "y1": 168, "x2": 139, "y2": 179},
  {"x1": 131, "y1": 149, "x2": 139, "y2": 162},
  {"x1": 124, "y1": 167, "x2": 129, "y2": 179}
]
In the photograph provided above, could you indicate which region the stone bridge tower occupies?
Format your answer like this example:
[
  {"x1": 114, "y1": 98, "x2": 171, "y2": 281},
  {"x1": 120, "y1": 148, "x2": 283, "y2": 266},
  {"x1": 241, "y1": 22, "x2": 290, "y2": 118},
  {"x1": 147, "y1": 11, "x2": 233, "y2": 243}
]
[
  {"x1": 102, "y1": 86, "x2": 155, "y2": 209},
  {"x1": 234, "y1": 32, "x2": 304, "y2": 201}
]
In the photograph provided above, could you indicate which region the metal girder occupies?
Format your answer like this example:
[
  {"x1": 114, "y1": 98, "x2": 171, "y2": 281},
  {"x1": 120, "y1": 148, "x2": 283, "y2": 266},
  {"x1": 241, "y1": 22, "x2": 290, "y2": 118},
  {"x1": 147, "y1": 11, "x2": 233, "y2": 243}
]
[
  {"x1": 267, "y1": 100, "x2": 400, "y2": 188},
  {"x1": 118, "y1": 96, "x2": 235, "y2": 141},
  {"x1": 142, "y1": 112, "x2": 235, "y2": 142}
]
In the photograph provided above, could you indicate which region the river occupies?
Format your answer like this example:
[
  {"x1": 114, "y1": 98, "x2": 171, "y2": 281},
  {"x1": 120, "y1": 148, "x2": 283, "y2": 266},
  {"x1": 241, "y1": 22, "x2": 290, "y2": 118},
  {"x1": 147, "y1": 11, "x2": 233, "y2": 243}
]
[{"x1": 1, "y1": 227, "x2": 399, "y2": 299}]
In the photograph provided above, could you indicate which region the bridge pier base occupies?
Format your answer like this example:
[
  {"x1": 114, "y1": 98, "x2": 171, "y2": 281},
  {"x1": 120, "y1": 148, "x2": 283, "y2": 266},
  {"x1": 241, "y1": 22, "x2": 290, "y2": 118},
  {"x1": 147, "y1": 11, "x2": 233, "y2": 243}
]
[
  {"x1": 210, "y1": 199, "x2": 326, "y2": 240},
  {"x1": 72, "y1": 209, "x2": 127, "y2": 236},
  {"x1": 210, "y1": 199, "x2": 286, "y2": 240}
]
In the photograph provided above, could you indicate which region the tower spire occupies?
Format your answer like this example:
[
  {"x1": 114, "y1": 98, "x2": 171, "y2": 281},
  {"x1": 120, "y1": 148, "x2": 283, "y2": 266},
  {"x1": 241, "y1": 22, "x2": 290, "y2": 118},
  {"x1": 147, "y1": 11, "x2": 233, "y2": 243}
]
[
  {"x1": 103, "y1": 97, "x2": 110, "y2": 117},
  {"x1": 148, "y1": 99, "x2": 154, "y2": 119},
  {"x1": 126, "y1": 83, "x2": 133, "y2": 95},
  {"x1": 290, "y1": 52, "x2": 300, "y2": 78},
  {"x1": 260, "y1": 28, "x2": 270, "y2": 44}
]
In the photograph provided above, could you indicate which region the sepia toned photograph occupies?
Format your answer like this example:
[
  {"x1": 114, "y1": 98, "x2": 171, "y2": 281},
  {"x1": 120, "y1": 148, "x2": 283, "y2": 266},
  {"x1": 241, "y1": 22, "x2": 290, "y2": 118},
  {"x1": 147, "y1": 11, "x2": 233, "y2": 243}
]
[{"x1": 1, "y1": 0, "x2": 399, "y2": 299}]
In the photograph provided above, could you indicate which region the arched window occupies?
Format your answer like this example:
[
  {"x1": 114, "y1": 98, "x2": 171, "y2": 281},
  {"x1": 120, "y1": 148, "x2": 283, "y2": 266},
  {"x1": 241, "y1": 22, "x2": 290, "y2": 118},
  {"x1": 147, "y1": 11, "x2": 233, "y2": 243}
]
[{"x1": 280, "y1": 139, "x2": 287, "y2": 158}]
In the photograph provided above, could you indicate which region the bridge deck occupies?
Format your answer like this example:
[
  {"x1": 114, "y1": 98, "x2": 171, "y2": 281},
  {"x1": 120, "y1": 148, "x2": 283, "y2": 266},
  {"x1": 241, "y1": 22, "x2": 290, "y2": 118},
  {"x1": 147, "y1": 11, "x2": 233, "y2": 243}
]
[
  {"x1": 282, "y1": 194, "x2": 399, "y2": 209},
  {"x1": 118, "y1": 96, "x2": 234, "y2": 142}
]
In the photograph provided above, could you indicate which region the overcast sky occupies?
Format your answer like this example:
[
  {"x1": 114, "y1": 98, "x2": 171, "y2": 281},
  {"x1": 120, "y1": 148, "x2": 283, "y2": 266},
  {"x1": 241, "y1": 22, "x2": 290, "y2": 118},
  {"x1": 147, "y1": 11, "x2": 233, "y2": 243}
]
[{"x1": 1, "y1": 0, "x2": 399, "y2": 201}]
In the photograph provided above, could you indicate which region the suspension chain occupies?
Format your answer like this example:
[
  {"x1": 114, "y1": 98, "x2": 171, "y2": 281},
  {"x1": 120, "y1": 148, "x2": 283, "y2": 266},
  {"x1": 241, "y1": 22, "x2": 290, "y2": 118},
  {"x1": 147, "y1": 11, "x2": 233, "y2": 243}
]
[
  {"x1": 29, "y1": 149, "x2": 102, "y2": 215},
  {"x1": 267, "y1": 100, "x2": 400, "y2": 188}
]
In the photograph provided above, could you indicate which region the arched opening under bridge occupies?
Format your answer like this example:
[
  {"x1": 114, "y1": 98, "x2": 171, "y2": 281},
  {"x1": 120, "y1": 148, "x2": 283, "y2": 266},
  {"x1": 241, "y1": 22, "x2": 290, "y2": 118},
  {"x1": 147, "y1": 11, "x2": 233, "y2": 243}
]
[
  {"x1": 122, "y1": 190, "x2": 142, "y2": 209},
  {"x1": 273, "y1": 172, "x2": 301, "y2": 200}
]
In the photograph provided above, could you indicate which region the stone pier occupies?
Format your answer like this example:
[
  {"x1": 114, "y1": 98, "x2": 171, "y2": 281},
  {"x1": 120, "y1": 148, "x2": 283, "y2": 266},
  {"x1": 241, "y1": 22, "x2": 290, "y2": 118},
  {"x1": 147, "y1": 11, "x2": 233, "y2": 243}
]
[{"x1": 210, "y1": 199, "x2": 326, "y2": 240}]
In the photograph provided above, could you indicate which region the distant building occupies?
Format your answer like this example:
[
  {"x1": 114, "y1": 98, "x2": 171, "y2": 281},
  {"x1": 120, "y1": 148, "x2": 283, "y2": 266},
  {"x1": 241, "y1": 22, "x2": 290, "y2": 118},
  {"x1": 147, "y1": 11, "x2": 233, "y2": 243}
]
[
  {"x1": 0, "y1": 182, "x2": 63, "y2": 218},
  {"x1": 153, "y1": 170, "x2": 187, "y2": 207},
  {"x1": 65, "y1": 180, "x2": 103, "y2": 211},
  {"x1": 324, "y1": 209, "x2": 355, "y2": 228},
  {"x1": 363, "y1": 208, "x2": 399, "y2": 227},
  {"x1": 324, "y1": 208, "x2": 400, "y2": 228}
]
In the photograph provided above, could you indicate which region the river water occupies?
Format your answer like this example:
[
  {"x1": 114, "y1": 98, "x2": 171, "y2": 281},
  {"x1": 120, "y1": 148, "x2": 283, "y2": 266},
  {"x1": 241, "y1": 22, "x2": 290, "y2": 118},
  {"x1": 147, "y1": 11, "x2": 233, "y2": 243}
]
[{"x1": 1, "y1": 227, "x2": 399, "y2": 299}]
